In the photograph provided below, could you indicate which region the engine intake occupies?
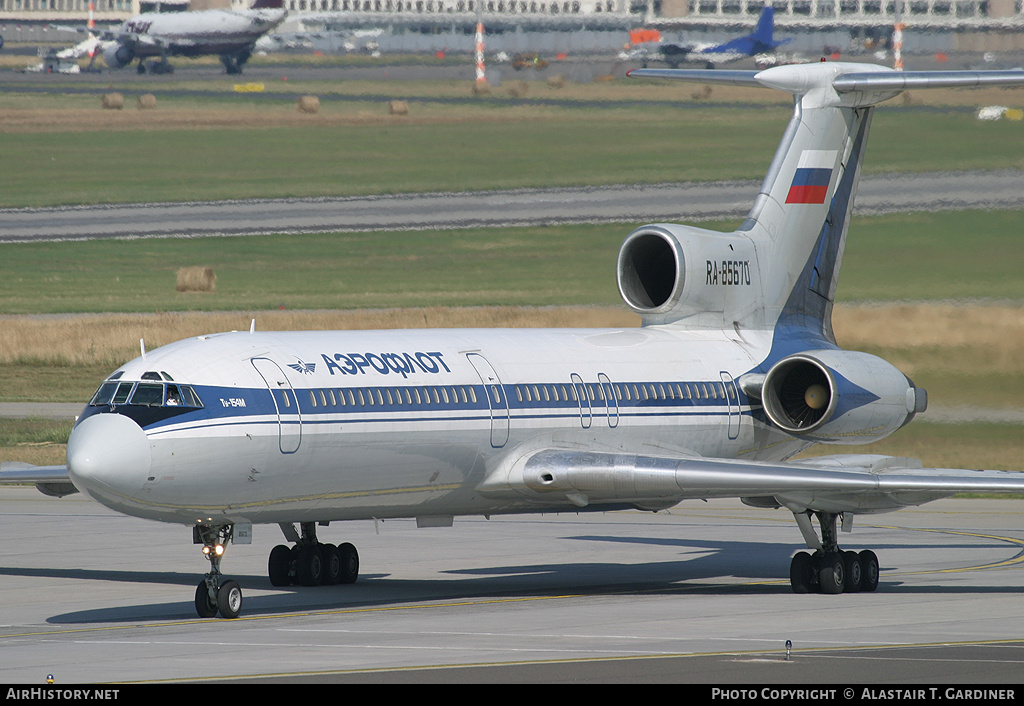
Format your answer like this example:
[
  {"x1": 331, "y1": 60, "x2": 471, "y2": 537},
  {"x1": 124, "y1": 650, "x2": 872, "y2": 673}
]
[
  {"x1": 761, "y1": 350, "x2": 926, "y2": 444},
  {"x1": 762, "y1": 355, "x2": 836, "y2": 433},
  {"x1": 616, "y1": 224, "x2": 759, "y2": 327}
]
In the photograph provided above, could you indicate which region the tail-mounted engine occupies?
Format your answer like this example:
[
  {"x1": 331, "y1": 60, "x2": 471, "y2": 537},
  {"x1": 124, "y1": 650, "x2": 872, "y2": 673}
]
[
  {"x1": 758, "y1": 349, "x2": 927, "y2": 444},
  {"x1": 616, "y1": 224, "x2": 760, "y2": 327}
]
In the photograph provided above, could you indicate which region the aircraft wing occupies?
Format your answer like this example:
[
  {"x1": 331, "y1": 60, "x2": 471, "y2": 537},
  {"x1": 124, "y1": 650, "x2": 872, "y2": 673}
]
[
  {"x1": 479, "y1": 448, "x2": 1024, "y2": 515},
  {"x1": 0, "y1": 462, "x2": 77, "y2": 498}
]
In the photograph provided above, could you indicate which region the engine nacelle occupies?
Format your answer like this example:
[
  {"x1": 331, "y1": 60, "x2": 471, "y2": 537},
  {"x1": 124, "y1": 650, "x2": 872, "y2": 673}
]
[
  {"x1": 101, "y1": 42, "x2": 135, "y2": 69},
  {"x1": 616, "y1": 224, "x2": 761, "y2": 327},
  {"x1": 760, "y1": 349, "x2": 927, "y2": 444}
]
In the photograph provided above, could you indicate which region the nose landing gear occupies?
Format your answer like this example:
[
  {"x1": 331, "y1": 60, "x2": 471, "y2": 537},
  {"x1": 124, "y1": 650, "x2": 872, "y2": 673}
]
[{"x1": 194, "y1": 524, "x2": 243, "y2": 619}]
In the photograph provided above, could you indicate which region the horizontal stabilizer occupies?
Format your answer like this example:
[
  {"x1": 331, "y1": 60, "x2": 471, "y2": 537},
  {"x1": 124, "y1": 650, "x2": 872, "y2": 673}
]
[
  {"x1": 630, "y1": 64, "x2": 1024, "y2": 102},
  {"x1": 833, "y1": 70, "x2": 1024, "y2": 92},
  {"x1": 627, "y1": 69, "x2": 764, "y2": 87}
]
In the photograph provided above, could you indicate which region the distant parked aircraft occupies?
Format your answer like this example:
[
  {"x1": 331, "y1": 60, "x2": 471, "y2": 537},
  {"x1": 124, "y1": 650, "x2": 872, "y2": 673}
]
[
  {"x1": 638, "y1": 4, "x2": 792, "y2": 69},
  {"x1": 99, "y1": 0, "x2": 287, "y2": 74}
]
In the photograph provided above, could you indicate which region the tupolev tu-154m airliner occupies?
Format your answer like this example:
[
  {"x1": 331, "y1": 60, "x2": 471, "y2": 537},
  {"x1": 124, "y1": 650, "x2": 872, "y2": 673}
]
[{"x1": 4, "y1": 61, "x2": 1024, "y2": 619}]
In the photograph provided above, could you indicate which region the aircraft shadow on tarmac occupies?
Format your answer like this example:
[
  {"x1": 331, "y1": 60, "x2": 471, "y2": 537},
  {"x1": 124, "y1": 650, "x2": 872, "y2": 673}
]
[{"x1": 12, "y1": 533, "x2": 1022, "y2": 624}]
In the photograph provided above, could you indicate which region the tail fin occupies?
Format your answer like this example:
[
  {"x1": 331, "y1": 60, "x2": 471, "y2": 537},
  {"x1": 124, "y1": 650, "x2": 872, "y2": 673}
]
[
  {"x1": 751, "y1": 4, "x2": 776, "y2": 45},
  {"x1": 627, "y1": 63, "x2": 1024, "y2": 338}
]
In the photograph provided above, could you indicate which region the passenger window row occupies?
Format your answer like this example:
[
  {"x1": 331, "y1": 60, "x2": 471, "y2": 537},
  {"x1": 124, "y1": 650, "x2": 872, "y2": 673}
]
[
  {"x1": 301, "y1": 385, "x2": 480, "y2": 409},
  {"x1": 293, "y1": 379, "x2": 736, "y2": 412},
  {"x1": 513, "y1": 381, "x2": 736, "y2": 404}
]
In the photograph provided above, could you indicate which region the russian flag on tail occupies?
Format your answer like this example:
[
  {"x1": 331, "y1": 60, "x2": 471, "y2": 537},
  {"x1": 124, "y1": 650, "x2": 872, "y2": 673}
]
[{"x1": 786, "y1": 150, "x2": 836, "y2": 204}]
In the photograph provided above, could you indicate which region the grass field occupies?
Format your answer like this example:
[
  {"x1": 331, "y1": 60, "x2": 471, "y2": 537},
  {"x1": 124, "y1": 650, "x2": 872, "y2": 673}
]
[
  {"x1": 2, "y1": 210, "x2": 1023, "y2": 315},
  {"x1": 1, "y1": 81, "x2": 1022, "y2": 207}
]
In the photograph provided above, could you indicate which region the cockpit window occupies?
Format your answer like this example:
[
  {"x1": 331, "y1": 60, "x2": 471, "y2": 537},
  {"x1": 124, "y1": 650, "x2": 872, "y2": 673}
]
[
  {"x1": 130, "y1": 383, "x2": 164, "y2": 407},
  {"x1": 89, "y1": 381, "x2": 119, "y2": 406},
  {"x1": 88, "y1": 380, "x2": 204, "y2": 409},
  {"x1": 111, "y1": 382, "x2": 133, "y2": 405}
]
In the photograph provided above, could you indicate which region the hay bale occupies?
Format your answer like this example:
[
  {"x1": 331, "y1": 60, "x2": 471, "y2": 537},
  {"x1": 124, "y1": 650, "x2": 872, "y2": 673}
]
[
  {"x1": 101, "y1": 93, "x2": 124, "y2": 110},
  {"x1": 472, "y1": 80, "x2": 491, "y2": 96},
  {"x1": 297, "y1": 95, "x2": 320, "y2": 114},
  {"x1": 507, "y1": 80, "x2": 529, "y2": 98},
  {"x1": 546, "y1": 74, "x2": 566, "y2": 89},
  {"x1": 137, "y1": 93, "x2": 157, "y2": 110},
  {"x1": 691, "y1": 84, "x2": 713, "y2": 100},
  {"x1": 388, "y1": 100, "x2": 409, "y2": 115},
  {"x1": 176, "y1": 267, "x2": 216, "y2": 293}
]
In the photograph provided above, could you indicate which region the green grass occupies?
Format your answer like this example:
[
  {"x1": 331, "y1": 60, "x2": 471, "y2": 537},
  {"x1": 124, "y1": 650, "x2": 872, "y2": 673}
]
[
  {"x1": 0, "y1": 418, "x2": 73, "y2": 448},
  {"x1": 3, "y1": 99, "x2": 1022, "y2": 207},
  {"x1": 839, "y1": 210, "x2": 1024, "y2": 301},
  {"x1": 0, "y1": 224, "x2": 633, "y2": 314},
  {"x1": 2, "y1": 210, "x2": 1021, "y2": 315}
]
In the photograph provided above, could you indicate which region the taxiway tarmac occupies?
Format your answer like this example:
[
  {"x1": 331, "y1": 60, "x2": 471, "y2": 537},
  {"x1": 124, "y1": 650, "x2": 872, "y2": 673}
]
[
  {"x1": 1, "y1": 487, "x2": 1022, "y2": 683},
  {"x1": 1, "y1": 171, "x2": 1021, "y2": 242}
]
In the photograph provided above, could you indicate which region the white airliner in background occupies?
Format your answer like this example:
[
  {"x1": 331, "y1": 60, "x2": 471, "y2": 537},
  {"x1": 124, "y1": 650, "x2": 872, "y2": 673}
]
[
  {"x1": 4, "y1": 61, "x2": 1024, "y2": 620},
  {"x1": 98, "y1": 0, "x2": 286, "y2": 74}
]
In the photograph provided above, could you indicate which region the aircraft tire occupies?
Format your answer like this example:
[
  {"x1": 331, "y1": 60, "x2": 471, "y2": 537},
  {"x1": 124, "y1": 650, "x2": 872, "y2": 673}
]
[
  {"x1": 338, "y1": 542, "x2": 359, "y2": 585},
  {"x1": 842, "y1": 551, "x2": 863, "y2": 593},
  {"x1": 217, "y1": 580, "x2": 243, "y2": 619},
  {"x1": 321, "y1": 544, "x2": 341, "y2": 586},
  {"x1": 818, "y1": 552, "x2": 845, "y2": 594},
  {"x1": 859, "y1": 550, "x2": 879, "y2": 592},
  {"x1": 296, "y1": 544, "x2": 324, "y2": 586},
  {"x1": 195, "y1": 580, "x2": 218, "y2": 618},
  {"x1": 789, "y1": 551, "x2": 815, "y2": 593},
  {"x1": 268, "y1": 544, "x2": 292, "y2": 587}
]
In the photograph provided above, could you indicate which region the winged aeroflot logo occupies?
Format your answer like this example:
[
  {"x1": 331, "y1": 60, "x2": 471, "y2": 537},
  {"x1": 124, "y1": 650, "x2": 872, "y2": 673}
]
[{"x1": 287, "y1": 359, "x2": 317, "y2": 375}]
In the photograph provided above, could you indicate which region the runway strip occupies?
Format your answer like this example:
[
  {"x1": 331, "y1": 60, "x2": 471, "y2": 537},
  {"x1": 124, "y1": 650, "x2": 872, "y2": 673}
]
[{"x1": 1, "y1": 170, "x2": 1021, "y2": 242}]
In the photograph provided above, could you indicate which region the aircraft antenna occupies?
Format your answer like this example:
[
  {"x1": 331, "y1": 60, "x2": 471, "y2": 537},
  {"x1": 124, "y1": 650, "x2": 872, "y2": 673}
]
[
  {"x1": 140, "y1": 338, "x2": 147, "y2": 360},
  {"x1": 250, "y1": 319, "x2": 256, "y2": 333}
]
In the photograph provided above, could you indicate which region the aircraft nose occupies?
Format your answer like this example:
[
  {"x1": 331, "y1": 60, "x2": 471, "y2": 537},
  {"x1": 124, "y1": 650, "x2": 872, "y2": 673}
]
[{"x1": 67, "y1": 413, "x2": 151, "y2": 498}]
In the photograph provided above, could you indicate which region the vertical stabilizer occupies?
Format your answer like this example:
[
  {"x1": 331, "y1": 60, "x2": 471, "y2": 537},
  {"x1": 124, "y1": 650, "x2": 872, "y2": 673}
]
[{"x1": 627, "y1": 62, "x2": 1024, "y2": 337}]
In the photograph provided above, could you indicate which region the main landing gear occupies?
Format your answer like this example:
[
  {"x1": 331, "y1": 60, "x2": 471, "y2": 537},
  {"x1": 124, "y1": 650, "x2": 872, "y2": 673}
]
[
  {"x1": 788, "y1": 510, "x2": 880, "y2": 594},
  {"x1": 268, "y1": 522, "x2": 359, "y2": 588},
  {"x1": 194, "y1": 525, "x2": 244, "y2": 619}
]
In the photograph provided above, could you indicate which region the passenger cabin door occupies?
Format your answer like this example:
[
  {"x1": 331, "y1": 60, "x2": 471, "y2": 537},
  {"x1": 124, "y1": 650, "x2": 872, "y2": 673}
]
[
  {"x1": 570, "y1": 373, "x2": 592, "y2": 429},
  {"x1": 720, "y1": 371, "x2": 740, "y2": 440},
  {"x1": 251, "y1": 357, "x2": 302, "y2": 454},
  {"x1": 466, "y1": 353, "x2": 509, "y2": 448},
  {"x1": 598, "y1": 373, "x2": 618, "y2": 428}
]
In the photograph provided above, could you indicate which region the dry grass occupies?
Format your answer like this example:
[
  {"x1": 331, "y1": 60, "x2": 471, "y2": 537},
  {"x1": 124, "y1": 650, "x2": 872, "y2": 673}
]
[
  {"x1": 0, "y1": 306, "x2": 640, "y2": 367},
  {"x1": 1, "y1": 79, "x2": 1019, "y2": 134},
  {"x1": 832, "y1": 303, "x2": 1024, "y2": 378},
  {"x1": 2, "y1": 302, "x2": 1020, "y2": 375}
]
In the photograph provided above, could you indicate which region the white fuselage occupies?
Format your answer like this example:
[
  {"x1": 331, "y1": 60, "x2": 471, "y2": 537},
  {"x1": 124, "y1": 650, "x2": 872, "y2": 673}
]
[
  {"x1": 66, "y1": 325, "x2": 803, "y2": 527},
  {"x1": 115, "y1": 9, "x2": 287, "y2": 58}
]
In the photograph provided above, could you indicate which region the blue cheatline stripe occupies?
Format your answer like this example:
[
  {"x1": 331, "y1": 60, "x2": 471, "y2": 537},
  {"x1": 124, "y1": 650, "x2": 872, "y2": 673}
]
[{"x1": 127, "y1": 378, "x2": 751, "y2": 432}]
